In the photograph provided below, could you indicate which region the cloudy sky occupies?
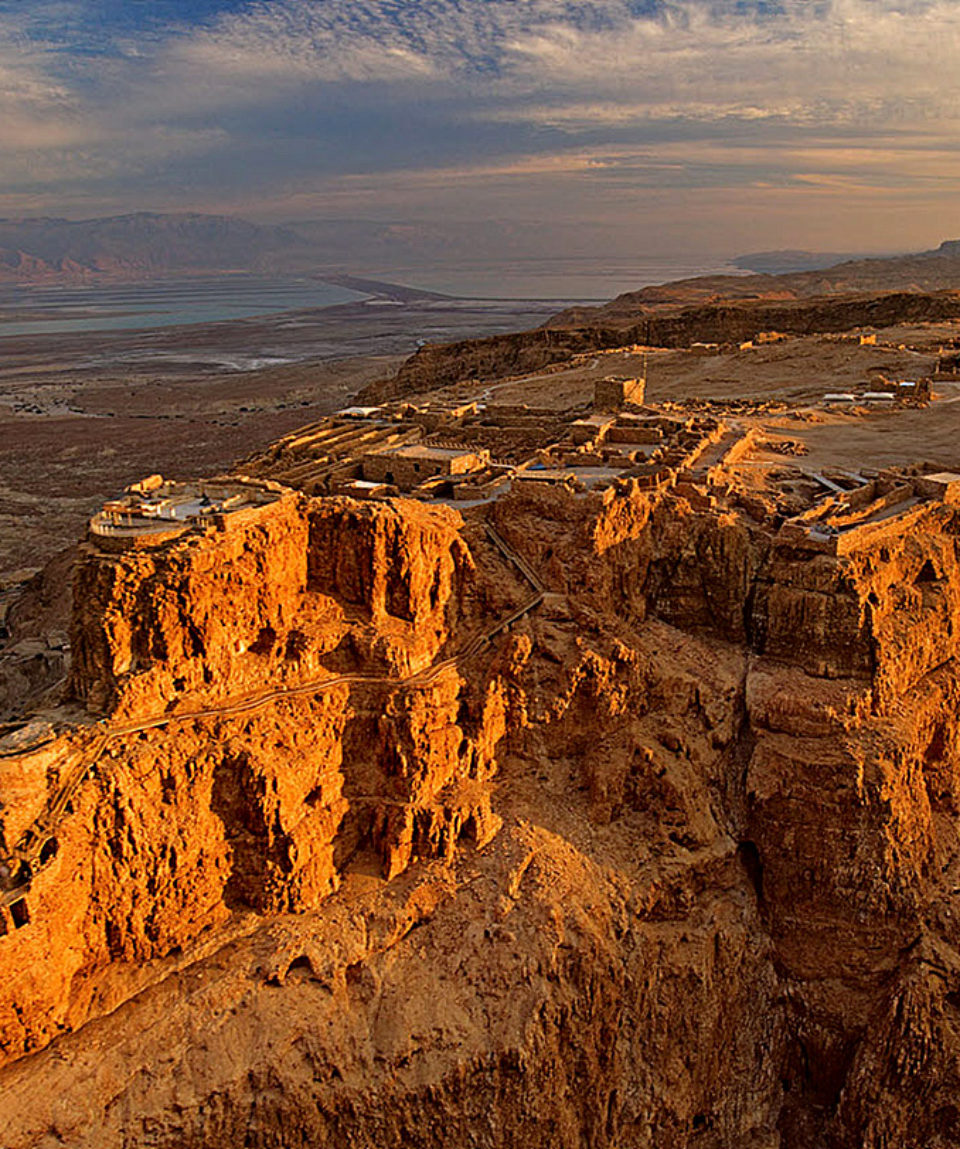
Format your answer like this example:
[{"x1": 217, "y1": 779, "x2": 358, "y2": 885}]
[{"x1": 1, "y1": 0, "x2": 959, "y2": 257}]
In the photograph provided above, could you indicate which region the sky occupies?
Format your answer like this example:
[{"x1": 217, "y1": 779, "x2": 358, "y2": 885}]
[{"x1": 1, "y1": 0, "x2": 960, "y2": 258}]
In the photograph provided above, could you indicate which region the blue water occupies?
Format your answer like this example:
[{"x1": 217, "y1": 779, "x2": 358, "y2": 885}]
[
  {"x1": 386, "y1": 258, "x2": 748, "y2": 301},
  {"x1": 0, "y1": 260, "x2": 750, "y2": 344},
  {"x1": 0, "y1": 277, "x2": 366, "y2": 338}
]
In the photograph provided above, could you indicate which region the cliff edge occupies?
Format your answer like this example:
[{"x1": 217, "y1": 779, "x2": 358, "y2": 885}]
[{"x1": 2, "y1": 430, "x2": 960, "y2": 1147}]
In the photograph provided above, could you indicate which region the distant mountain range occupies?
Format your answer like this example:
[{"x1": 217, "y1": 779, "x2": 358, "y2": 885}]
[
  {"x1": 732, "y1": 249, "x2": 887, "y2": 274},
  {"x1": 1, "y1": 213, "x2": 960, "y2": 309},
  {"x1": 0, "y1": 213, "x2": 308, "y2": 283},
  {"x1": 0, "y1": 212, "x2": 644, "y2": 284}
]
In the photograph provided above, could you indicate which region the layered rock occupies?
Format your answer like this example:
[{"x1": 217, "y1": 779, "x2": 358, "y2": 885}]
[
  {"x1": 3, "y1": 476, "x2": 960, "y2": 1148},
  {"x1": 0, "y1": 494, "x2": 489, "y2": 1069},
  {"x1": 360, "y1": 291, "x2": 960, "y2": 402},
  {"x1": 68, "y1": 493, "x2": 474, "y2": 718}
]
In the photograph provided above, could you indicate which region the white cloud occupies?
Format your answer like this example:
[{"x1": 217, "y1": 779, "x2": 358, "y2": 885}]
[
  {"x1": 6, "y1": 1, "x2": 960, "y2": 143},
  {"x1": 0, "y1": 15, "x2": 86, "y2": 149},
  {"x1": 148, "y1": 0, "x2": 960, "y2": 131},
  {"x1": 0, "y1": 0, "x2": 959, "y2": 247},
  {"x1": 488, "y1": 0, "x2": 960, "y2": 131}
]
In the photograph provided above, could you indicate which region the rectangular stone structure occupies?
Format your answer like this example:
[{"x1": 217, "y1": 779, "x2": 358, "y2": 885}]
[
  {"x1": 913, "y1": 472, "x2": 960, "y2": 504},
  {"x1": 361, "y1": 445, "x2": 490, "y2": 491},
  {"x1": 593, "y1": 376, "x2": 646, "y2": 412}
]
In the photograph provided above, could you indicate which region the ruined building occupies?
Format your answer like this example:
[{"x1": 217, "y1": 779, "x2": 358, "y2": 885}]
[{"x1": 3, "y1": 379, "x2": 960, "y2": 1148}]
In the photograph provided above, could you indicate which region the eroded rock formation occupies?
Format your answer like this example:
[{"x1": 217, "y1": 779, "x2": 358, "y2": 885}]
[{"x1": 3, "y1": 470, "x2": 960, "y2": 1148}]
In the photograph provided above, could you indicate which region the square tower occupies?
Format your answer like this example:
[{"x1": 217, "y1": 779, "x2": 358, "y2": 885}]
[{"x1": 593, "y1": 375, "x2": 646, "y2": 412}]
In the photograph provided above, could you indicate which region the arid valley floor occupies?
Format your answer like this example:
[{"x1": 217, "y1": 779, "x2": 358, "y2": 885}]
[{"x1": 0, "y1": 289, "x2": 565, "y2": 581}]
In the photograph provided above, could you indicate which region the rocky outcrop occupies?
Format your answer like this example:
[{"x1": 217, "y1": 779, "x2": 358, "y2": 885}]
[
  {"x1": 0, "y1": 547, "x2": 74, "y2": 721},
  {"x1": 68, "y1": 493, "x2": 473, "y2": 716},
  {"x1": 0, "y1": 494, "x2": 490, "y2": 1070},
  {"x1": 4, "y1": 478, "x2": 960, "y2": 1147},
  {"x1": 359, "y1": 290, "x2": 960, "y2": 402}
]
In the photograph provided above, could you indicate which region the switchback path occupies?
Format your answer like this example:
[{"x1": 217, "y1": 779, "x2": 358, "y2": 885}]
[{"x1": 0, "y1": 523, "x2": 545, "y2": 910}]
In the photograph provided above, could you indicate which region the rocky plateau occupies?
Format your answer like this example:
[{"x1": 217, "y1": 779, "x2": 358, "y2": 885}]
[{"x1": 5, "y1": 291, "x2": 960, "y2": 1148}]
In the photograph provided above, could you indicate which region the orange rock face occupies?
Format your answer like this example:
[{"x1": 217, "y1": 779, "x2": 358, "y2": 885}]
[{"x1": 3, "y1": 479, "x2": 960, "y2": 1147}]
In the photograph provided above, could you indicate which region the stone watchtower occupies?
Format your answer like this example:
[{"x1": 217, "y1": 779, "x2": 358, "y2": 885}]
[{"x1": 593, "y1": 375, "x2": 646, "y2": 412}]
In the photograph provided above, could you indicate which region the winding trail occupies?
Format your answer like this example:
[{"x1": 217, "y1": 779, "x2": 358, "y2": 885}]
[{"x1": 0, "y1": 524, "x2": 545, "y2": 909}]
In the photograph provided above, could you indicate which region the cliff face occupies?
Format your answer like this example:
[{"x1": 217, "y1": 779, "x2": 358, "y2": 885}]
[
  {"x1": 359, "y1": 290, "x2": 960, "y2": 402},
  {"x1": 3, "y1": 480, "x2": 960, "y2": 1147},
  {"x1": 1, "y1": 495, "x2": 489, "y2": 1069},
  {"x1": 69, "y1": 493, "x2": 473, "y2": 716}
]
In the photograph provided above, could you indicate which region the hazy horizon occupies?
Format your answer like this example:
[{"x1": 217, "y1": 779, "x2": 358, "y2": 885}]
[
  {"x1": 1, "y1": 1, "x2": 959, "y2": 262},
  {"x1": 0, "y1": 207, "x2": 920, "y2": 291}
]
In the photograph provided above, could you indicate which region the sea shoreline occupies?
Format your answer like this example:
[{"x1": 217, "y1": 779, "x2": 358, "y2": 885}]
[{"x1": 0, "y1": 287, "x2": 571, "y2": 578}]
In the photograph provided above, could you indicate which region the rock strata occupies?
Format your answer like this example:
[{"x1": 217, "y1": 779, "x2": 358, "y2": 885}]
[
  {"x1": 2, "y1": 467, "x2": 960, "y2": 1148},
  {"x1": 360, "y1": 290, "x2": 960, "y2": 402}
]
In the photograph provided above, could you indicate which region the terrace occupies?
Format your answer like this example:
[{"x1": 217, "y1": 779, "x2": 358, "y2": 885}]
[{"x1": 90, "y1": 477, "x2": 282, "y2": 546}]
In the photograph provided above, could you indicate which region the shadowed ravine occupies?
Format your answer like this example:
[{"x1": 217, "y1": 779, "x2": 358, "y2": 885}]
[{"x1": 3, "y1": 437, "x2": 960, "y2": 1145}]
